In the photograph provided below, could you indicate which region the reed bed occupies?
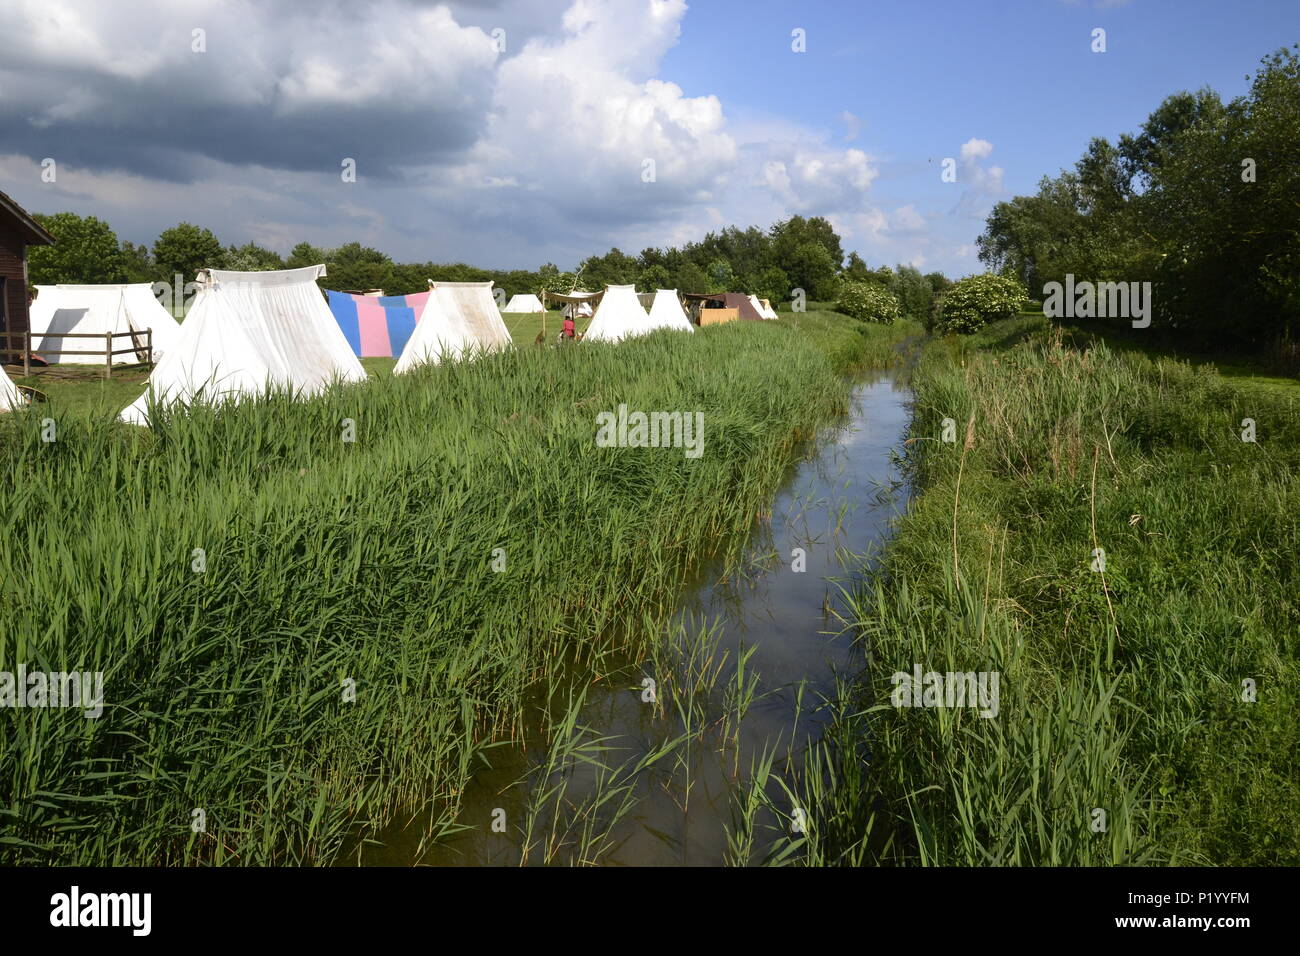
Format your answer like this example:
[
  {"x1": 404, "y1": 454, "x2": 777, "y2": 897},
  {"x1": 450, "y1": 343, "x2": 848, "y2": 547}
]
[
  {"x1": 828, "y1": 318, "x2": 1300, "y2": 865},
  {"x1": 0, "y1": 313, "x2": 908, "y2": 865}
]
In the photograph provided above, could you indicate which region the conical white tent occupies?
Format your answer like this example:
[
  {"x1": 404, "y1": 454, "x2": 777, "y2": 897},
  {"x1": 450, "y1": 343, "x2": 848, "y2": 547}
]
[
  {"x1": 0, "y1": 365, "x2": 22, "y2": 412},
  {"x1": 502, "y1": 293, "x2": 544, "y2": 313},
  {"x1": 395, "y1": 280, "x2": 513, "y2": 373},
  {"x1": 583, "y1": 285, "x2": 653, "y2": 343},
  {"x1": 30, "y1": 283, "x2": 182, "y2": 364},
  {"x1": 647, "y1": 289, "x2": 695, "y2": 333},
  {"x1": 119, "y1": 265, "x2": 366, "y2": 425}
]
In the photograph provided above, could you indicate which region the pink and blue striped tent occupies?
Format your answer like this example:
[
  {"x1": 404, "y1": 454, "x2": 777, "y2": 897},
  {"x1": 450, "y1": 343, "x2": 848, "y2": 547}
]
[{"x1": 325, "y1": 290, "x2": 431, "y2": 358}]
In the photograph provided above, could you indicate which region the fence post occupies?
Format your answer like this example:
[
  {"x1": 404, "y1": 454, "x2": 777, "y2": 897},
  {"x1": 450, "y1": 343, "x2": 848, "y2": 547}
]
[
  {"x1": 105, "y1": 330, "x2": 112, "y2": 380},
  {"x1": 24, "y1": 329, "x2": 30, "y2": 377}
]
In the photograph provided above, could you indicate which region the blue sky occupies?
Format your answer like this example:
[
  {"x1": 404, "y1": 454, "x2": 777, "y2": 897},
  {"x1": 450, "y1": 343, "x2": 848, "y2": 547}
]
[{"x1": 0, "y1": 0, "x2": 1294, "y2": 277}]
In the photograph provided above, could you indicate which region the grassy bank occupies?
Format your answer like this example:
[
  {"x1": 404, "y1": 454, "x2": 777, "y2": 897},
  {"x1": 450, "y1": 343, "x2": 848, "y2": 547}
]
[
  {"x1": 0, "y1": 311, "x2": 911, "y2": 864},
  {"x1": 823, "y1": 316, "x2": 1298, "y2": 865}
]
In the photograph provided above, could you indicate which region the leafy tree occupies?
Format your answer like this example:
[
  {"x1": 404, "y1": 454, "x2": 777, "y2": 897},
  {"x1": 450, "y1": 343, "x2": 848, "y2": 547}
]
[
  {"x1": 579, "y1": 247, "x2": 638, "y2": 288},
  {"x1": 119, "y1": 240, "x2": 157, "y2": 284},
  {"x1": 977, "y1": 45, "x2": 1300, "y2": 354},
  {"x1": 537, "y1": 267, "x2": 576, "y2": 302},
  {"x1": 705, "y1": 258, "x2": 734, "y2": 293},
  {"x1": 676, "y1": 261, "x2": 709, "y2": 294},
  {"x1": 843, "y1": 252, "x2": 871, "y2": 283},
  {"x1": 27, "y1": 212, "x2": 127, "y2": 284},
  {"x1": 925, "y1": 272, "x2": 954, "y2": 297},
  {"x1": 322, "y1": 242, "x2": 393, "y2": 291},
  {"x1": 154, "y1": 222, "x2": 223, "y2": 284},
  {"x1": 836, "y1": 281, "x2": 901, "y2": 323},
  {"x1": 889, "y1": 265, "x2": 934, "y2": 323},
  {"x1": 785, "y1": 242, "x2": 839, "y2": 300},
  {"x1": 222, "y1": 241, "x2": 285, "y2": 271},
  {"x1": 753, "y1": 266, "x2": 790, "y2": 305},
  {"x1": 933, "y1": 273, "x2": 1028, "y2": 334},
  {"x1": 770, "y1": 216, "x2": 844, "y2": 273},
  {"x1": 286, "y1": 242, "x2": 327, "y2": 269},
  {"x1": 637, "y1": 264, "x2": 671, "y2": 292}
]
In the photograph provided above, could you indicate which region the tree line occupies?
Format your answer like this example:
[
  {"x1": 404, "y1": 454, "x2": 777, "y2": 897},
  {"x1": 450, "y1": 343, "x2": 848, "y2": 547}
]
[
  {"x1": 25, "y1": 211, "x2": 949, "y2": 309},
  {"x1": 977, "y1": 46, "x2": 1299, "y2": 358}
]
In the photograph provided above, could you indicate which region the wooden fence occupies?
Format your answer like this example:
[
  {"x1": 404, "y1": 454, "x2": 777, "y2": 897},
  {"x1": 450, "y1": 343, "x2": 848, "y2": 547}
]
[{"x1": 0, "y1": 328, "x2": 154, "y2": 379}]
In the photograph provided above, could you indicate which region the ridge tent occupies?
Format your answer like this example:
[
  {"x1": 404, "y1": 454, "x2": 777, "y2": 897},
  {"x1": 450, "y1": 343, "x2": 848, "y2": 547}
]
[
  {"x1": 431, "y1": 280, "x2": 512, "y2": 352},
  {"x1": 503, "y1": 293, "x2": 544, "y2": 313},
  {"x1": 393, "y1": 286, "x2": 485, "y2": 373},
  {"x1": 723, "y1": 293, "x2": 764, "y2": 321},
  {"x1": 326, "y1": 288, "x2": 431, "y2": 358},
  {"x1": 749, "y1": 295, "x2": 779, "y2": 320},
  {"x1": 583, "y1": 284, "x2": 655, "y2": 343},
  {"x1": 0, "y1": 365, "x2": 21, "y2": 412},
  {"x1": 681, "y1": 292, "x2": 763, "y2": 324},
  {"x1": 394, "y1": 279, "x2": 513, "y2": 373},
  {"x1": 29, "y1": 283, "x2": 182, "y2": 364},
  {"x1": 119, "y1": 265, "x2": 367, "y2": 425},
  {"x1": 646, "y1": 289, "x2": 695, "y2": 334}
]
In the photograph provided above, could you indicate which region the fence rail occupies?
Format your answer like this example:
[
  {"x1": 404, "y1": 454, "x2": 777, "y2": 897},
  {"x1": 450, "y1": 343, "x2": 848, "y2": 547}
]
[{"x1": 0, "y1": 328, "x2": 154, "y2": 379}]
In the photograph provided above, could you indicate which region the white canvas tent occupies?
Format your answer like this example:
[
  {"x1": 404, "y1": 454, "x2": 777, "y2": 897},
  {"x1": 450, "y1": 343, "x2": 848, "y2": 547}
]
[
  {"x1": 29, "y1": 283, "x2": 182, "y2": 364},
  {"x1": 0, "y1": 365, "x2": 22, "y2": 412},
  {"x1": 395, "y1": 279, "x2": 513, "y2": 373},
  {"x1": 584, "y1": 284, "x2": 667, "y2": 343},
  {"x1": 647, "y1": 289, "x2": 695, "y2": 334},
  {"x1": 119, "y1": 265, "x2": 366, "y2": 425},
  {"x1": 749, "y1": 294, "x2": 778, "y2": 321},
  {"x1": 432, "y1": 281, "x2": 512, "y2": 351},
  {"x1": 502, "y1": 293, "x2": 544, "y2": 313}
]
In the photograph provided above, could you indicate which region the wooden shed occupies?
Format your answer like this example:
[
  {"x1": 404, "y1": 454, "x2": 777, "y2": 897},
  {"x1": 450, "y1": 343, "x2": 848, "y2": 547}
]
[{"x1": 0, "y1": 190, "x2": 56, "y2": 361}]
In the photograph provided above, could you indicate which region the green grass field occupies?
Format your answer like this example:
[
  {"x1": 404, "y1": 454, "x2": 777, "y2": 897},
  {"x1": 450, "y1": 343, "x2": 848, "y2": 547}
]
[
  {"x1": 7, "y1": 306, "x2": 1290, "y2": 866},
  {"x1": 0, "y1": 310, "x2": 916, "y2": 865},
  {"x1": 811, "y1": 316, "x2": 1299, "y2": 865}
]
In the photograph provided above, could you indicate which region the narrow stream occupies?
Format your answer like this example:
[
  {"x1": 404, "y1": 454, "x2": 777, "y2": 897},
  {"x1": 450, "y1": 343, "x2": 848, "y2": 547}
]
[{"x1": 362, "y1": 370, "x2": 913, "y2": 865}]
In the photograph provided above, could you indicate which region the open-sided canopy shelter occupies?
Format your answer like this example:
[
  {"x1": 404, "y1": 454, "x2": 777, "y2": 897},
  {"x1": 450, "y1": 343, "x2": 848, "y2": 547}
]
[
  {"x1": 548, "y1": 290, "x2": 601, "y2": 320},
  {"x1": 29, "y1": 283, "x2": 182, "y2": 364},
  {"x1": 325, "y1": 288, "x2": 431, "y2": 358},
  {"x1": 119, "y1": 265, "x2": 366, "y2": 425}
]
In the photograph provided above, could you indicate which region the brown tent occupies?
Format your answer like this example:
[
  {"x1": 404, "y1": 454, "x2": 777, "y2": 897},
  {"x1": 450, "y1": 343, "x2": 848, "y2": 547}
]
[{"x1": 681, "y1": 292, "x2": 763, "y2": 324}]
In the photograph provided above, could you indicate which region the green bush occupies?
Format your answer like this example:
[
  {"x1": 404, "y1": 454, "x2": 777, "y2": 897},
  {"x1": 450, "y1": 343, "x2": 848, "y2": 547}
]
[
  {"x1": 932, "y1": 273, "x2": 1028, "y2": 333},
  {"x1": 835, "y1": 280, "x2": 901, "y2": 324}
]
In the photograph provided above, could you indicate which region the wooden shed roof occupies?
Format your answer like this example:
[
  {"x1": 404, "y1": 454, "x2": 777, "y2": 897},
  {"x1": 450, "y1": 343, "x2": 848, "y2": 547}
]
[{"x1": 0, "y1": 190, "x2": 56, "y2": 245}]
